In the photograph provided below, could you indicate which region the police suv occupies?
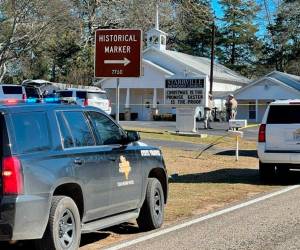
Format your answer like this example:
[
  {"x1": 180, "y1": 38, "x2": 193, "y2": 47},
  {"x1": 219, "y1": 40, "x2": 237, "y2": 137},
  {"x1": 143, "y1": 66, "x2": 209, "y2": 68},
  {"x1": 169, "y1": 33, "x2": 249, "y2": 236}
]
[
  {"x1": 258, "y1": 100, "x2": 300, "y2": 179},
  {"x1": 0, "y1": 99, "x2": 168, "y2": 250}
]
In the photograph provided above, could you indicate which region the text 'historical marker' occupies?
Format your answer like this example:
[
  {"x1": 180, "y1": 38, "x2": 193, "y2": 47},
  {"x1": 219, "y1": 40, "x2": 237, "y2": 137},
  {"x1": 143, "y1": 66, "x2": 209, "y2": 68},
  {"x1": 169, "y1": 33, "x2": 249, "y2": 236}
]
[{"x1": 95, "y1": 29, "x2": 142, "y2": 78}]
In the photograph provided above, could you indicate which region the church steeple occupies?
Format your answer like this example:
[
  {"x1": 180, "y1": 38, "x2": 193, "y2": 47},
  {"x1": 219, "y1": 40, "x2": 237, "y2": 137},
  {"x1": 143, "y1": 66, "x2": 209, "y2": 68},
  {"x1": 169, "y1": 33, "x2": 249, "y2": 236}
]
[{"x1": 146, "y1": 3, "x2": 167, "y2": 50}]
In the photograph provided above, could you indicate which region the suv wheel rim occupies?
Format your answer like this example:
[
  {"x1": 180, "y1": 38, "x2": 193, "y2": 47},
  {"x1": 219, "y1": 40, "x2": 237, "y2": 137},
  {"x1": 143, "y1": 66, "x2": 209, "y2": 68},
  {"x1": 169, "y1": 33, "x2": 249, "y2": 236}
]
[
  {"x1": 154, "y1": 188, "x2": 162, "y2": 219},
  {"x1": 58, "y1": 209, "x2": 75, "y2": 248}
]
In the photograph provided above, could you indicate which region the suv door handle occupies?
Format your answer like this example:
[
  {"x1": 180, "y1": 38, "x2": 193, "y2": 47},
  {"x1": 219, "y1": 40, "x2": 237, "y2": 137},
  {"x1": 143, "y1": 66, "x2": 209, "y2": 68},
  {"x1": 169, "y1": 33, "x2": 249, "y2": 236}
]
[{"x1": 74, "y1": 158, "x2": 83, "y2": 165}]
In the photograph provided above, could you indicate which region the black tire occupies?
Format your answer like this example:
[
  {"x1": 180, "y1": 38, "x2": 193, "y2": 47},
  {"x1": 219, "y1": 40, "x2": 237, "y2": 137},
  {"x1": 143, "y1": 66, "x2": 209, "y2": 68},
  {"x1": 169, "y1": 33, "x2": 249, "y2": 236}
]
[
  {"x1": 276, "y1": 166, "x2": 289, "y2": 176},
  {"x1": 259, "y1": 161, "x2": 275, "y2": 181},
  {"x1": 137, "y1": 178, "x2": 165, "y2": 231},
  {"x1": 35, "y1": 196, "x2": 81, "y2": 250}
]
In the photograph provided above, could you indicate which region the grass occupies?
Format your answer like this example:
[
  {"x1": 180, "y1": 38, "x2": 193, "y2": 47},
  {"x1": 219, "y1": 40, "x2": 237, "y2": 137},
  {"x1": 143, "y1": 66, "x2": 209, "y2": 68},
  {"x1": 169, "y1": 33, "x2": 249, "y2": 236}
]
[
  {"x1": 124, "y1": 125, "x2": 258, "y2": 149},
  {"x1": 162, "y1": 147, "x2": 277, "y2": 222}
]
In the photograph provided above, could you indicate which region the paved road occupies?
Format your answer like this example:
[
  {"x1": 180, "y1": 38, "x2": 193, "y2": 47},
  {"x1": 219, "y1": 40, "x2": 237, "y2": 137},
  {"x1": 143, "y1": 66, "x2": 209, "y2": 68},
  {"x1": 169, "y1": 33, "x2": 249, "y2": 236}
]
[
  {"x1": 120, "y1": 121, "x2": 259, "y2": 141},
  {"x1": 108, "y1": 186, "x2": 300, "y2": 250}
]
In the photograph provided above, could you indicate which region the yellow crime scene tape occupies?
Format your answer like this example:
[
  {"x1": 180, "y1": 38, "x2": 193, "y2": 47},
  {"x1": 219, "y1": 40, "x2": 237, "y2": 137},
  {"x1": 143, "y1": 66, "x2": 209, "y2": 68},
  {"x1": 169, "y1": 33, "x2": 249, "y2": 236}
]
[{"x1": 110, "y1": 103, "x2": 271, "y2": 106}]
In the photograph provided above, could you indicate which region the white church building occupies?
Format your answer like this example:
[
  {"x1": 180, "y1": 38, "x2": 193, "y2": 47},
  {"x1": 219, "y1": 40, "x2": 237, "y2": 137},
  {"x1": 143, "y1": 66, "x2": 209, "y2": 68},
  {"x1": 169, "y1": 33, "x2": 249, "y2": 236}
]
[{"x1": 98, "y1": 16, "x2": 250, "y2": 120}]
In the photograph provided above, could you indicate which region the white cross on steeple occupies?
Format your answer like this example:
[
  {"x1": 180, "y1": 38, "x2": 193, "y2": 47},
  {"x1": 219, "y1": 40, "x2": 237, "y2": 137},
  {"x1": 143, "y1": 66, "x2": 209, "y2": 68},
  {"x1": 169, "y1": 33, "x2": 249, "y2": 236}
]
[{"x1": 155, "y1": 2, "x2": 159, "y2": 30}]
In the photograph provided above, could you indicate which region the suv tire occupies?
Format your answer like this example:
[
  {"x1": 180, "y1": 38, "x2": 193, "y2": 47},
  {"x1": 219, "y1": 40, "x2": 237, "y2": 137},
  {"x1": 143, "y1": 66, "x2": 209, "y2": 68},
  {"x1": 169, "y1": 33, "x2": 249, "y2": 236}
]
[
  {"x1": 137, "y1": 178, "x2": 164, "y2": 231},
  {"x1": 35, "y1": 196, "x2": 81, "y2": 250},
  {"x1": 259, "y1": 161, "x2": 275, "y2": 181}
]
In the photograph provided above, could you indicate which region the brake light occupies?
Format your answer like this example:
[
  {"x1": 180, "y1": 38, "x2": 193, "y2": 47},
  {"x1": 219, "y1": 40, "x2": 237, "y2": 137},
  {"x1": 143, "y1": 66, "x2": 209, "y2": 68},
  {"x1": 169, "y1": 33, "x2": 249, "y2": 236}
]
[
  {"x1": 2, "y1": 156, "x2": 23, "y2": 195},
  {"x1": 258, "y1": 124, "x2": 266, "y2": 143},
  {"x1": 5, "y1": 99, "x2": 18, "y2": 104},
  {"x1": 84, "y1": 99, "x2": 89, "y2": 106},
  {"x1": 22, "y1": 93, "x2": 27, "y2": 100}
]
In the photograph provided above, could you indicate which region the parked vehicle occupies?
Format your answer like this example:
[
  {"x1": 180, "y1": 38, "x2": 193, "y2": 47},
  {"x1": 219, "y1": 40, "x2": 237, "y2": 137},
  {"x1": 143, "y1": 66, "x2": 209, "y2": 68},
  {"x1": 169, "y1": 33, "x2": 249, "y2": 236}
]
[
  {"x1": 0, "y1": 100, "x2": 168, "y2": 250},
  {"x1": 22, "y1": 79, "x2": 58, "y2": 98},
  {"x1": 258, "y1": 100, "x2": 300, "y2": 179},
  {"x1": 57, "y1": 89, "x2": 112, "y2": 115},
  {"x1": 0, "y1": 84, "x2": 26, "y2": 100}
]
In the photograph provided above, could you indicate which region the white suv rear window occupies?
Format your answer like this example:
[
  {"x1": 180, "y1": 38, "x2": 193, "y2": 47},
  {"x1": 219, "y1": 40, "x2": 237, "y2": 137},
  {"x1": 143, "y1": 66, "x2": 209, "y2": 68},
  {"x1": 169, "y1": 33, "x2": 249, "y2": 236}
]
[
  {"x1": 2, "y1": 86, "x2": 23, "y2": 94},
  {"x1": 58, "y1": 91, "x2": 72, "y2": 97},
  {"x1": 267, "y1": 105, "x2": 300, "y2": 124}
]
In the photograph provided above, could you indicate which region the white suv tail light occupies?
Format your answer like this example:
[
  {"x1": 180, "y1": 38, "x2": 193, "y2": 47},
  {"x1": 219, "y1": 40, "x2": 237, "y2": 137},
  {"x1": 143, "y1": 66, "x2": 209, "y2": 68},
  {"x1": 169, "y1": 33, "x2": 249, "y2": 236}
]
[{"x1": 258, "y1": 124, "x2": 266, "y2": 143}]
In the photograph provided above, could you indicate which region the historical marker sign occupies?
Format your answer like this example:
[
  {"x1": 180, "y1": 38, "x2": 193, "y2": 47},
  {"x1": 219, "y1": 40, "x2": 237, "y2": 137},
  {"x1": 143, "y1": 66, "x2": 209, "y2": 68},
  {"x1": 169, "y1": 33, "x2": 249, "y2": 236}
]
[
  {"x1": 95, "y1": 29, "x2": 142, "y2": 78},
  {"x1": 165, "y1": 78, "x2": 207, "y2": 106}
]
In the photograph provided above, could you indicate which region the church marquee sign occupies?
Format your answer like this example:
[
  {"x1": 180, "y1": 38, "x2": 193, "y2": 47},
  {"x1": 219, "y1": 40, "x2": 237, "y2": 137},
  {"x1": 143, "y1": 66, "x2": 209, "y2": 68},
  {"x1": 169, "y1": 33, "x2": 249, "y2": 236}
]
[{"x1": 164, "y1": 77, "x2": 208, "y2": 106}]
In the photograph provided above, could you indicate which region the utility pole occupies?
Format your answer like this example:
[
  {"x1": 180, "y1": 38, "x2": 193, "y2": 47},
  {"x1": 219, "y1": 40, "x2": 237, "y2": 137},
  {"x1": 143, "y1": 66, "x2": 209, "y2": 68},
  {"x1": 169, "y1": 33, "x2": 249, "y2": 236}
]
[{"x1": 210, "y1": 20, "x2": 215, "y2": 95}]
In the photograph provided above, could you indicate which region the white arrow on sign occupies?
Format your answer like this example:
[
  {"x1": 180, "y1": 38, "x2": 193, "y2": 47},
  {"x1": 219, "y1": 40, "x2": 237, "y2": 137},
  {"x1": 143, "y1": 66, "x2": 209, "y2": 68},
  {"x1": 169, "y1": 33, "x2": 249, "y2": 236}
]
[{"x1": 104, "y1": 58, "x2": 131, "y2": 66}]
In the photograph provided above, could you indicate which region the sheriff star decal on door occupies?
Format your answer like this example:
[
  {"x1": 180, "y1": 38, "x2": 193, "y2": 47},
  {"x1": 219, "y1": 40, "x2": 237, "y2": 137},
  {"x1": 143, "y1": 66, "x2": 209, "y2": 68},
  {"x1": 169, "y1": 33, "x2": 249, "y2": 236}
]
[{"x1": 119, "y1": 155, "x2": 131, "y2": 180}]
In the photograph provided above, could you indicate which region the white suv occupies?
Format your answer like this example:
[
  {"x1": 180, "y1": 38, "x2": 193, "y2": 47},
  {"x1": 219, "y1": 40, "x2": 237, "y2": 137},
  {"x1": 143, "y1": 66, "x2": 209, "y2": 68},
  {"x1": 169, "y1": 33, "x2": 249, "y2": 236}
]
[
  {"x1": 0, "y1": 84, "x2": 26, "y2": 100},
  {"x1": 57, "y1": 88, "x2": 112, "y2": 115},
  {"x1": 258, "y1": 100, "x2": 300, "y2": 179}
]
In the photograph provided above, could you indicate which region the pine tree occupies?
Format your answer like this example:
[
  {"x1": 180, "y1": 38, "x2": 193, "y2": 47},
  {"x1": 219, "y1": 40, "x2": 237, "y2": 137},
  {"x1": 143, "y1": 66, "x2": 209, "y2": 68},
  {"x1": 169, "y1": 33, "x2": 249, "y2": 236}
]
[
  {"x1": 262, "y1": 0, "x2": 300, "y2": 74},
  {"x1": 218, "y1": 0, "x2": 260, "y2": 76},
  {"x1": 172, "y1": 0, "x2": 214, "y2": 57}
]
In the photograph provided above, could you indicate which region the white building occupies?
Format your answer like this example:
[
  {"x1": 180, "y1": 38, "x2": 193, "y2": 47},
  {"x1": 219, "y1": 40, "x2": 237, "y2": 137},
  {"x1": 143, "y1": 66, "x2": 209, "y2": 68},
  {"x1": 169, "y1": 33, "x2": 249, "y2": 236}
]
[
  {"x1": 235, "y1": 71, "x2": 300, "y2": 123},
  {"x1": 98, "y1": 16, "x2": 250, "y2": 120}
]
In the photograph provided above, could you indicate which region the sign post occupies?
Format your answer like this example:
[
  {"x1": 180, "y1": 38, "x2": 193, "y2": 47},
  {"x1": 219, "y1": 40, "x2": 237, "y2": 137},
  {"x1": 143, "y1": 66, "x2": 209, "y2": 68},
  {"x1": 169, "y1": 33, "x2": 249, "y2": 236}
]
[
  {"x1": 94, "y1": 29, "x2": 142, "y2": 122},
  {"x1": 116, "y1": 78, "x2": 120, "y2": 122}
]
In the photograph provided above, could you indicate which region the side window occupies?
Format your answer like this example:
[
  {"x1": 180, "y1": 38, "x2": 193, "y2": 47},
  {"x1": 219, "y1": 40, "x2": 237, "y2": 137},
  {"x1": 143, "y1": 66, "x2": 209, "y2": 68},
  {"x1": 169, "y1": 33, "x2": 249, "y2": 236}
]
[
  {"x1": 87, "y1": 111, "x2": 124, "y2": 145},
  {"x1": 63, "y1": 111, "x2": 95, "y2": 147},
  {"x1": 11, "y1": 112, "x2": 51, "y2": 154},
  {"x1": 56, "y1": 112, "x2": 74, "y2": 148},
  {"x1": 76, "y1": 91, "x2": 87, "y2": 99}
]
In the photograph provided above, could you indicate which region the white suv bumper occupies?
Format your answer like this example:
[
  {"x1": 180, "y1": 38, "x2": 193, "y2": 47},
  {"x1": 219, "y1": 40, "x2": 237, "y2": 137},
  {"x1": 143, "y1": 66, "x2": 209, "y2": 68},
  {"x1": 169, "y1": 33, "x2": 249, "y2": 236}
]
[{"x1": 258, "y1": 143, "x2": 300, "y2": 164}]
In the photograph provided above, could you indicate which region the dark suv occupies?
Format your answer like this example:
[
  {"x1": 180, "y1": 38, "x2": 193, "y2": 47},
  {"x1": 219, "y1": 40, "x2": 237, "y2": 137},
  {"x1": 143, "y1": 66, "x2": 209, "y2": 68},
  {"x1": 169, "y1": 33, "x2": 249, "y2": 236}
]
[{"x1": 0, "y1": 103, "x2": 168, "y2": 250}]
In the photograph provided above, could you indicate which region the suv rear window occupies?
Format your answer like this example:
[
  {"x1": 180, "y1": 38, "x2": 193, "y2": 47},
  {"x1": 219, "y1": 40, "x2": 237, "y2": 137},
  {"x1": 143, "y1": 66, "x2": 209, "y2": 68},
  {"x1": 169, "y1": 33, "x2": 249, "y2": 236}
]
[
  {"x1": 2, "y1": 86, "x2": 23, "y2": 94},
  {"x1": 25, "y1": 86, "x2": 40, "y2": 98},
  {"x1": 11, "y1": 112, "x2": 51, "y2": 153},
  {"x1": 58, "y1": 91, "x2": 73, "y2": 97},
  {"x1": 267, "y1": 105, "x2": 300, "y2": 124},
  {"x1": 76, "y1": 91, "x2": 87, "y2": 99}
]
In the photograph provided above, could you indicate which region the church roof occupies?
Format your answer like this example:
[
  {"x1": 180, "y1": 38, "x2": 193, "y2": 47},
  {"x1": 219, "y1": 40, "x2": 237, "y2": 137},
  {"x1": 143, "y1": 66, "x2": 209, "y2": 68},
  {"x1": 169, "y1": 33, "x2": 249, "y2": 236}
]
[
  {"x1": 266, "y1": 71, "x2": 300, "y2": 91},
  {"x1": 234, "y1": 71, "x2": 300, "y2": 96},
  {"x1": 143, "y1": 47, "x2": 250, "y2": 85},
  {"x1": 143, "y1": 59, "x2": 174, "y2": 75}
]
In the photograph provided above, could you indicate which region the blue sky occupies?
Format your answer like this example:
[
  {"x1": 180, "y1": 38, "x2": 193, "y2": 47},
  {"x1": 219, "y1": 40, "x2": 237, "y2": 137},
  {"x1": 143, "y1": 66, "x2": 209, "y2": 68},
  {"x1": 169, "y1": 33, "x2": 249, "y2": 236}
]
[
  {"x1": 211, "y1": 0, "x2": 277, "y2": 38},
  {"x1": 212, "y1": 0, "x2": 223, "y2": 18}
]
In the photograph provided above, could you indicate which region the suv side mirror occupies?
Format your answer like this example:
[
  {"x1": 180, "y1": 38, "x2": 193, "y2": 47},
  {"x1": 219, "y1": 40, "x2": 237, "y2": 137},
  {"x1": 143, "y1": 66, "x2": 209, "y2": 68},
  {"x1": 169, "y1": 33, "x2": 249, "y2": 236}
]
[{"x1": 126, "y1": 130, "x2": 140, "y2": 143}]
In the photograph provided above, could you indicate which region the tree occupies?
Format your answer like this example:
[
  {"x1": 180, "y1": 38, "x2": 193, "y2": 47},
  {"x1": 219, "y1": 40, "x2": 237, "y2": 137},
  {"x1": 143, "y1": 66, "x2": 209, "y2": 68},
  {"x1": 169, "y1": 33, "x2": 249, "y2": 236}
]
[
  {"x1": 261, "y1": 0, "x2": 300, "y2": 74},
  {"x1": 218, "y1": 0, "x2": 260, "y2": 76},
  {"x1": 69, "y1": 0, "x2": 175, "y2": 85},
  {"x1": 0, "y1": 0, "x2": 73, "y2": 82},
  {"x1": 171, "y1": 0, "x2": 214, "y2": 56}
]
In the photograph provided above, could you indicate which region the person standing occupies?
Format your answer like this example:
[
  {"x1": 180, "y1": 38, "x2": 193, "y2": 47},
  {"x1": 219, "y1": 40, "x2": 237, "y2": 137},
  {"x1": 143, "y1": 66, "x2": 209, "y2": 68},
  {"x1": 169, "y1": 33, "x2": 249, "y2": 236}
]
[
  {"x1": 225, "y1": 94, "x2": 238, "y2": 121},
  {"x1": 225, "y1": 94, "x2": 238, "y2": 130},
  {"x1": 204, "y1": 94, "x2": 213, "y2": 129},
  {"x1": 231, "y1": 95, "x2": 238, "y2": 120}
]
